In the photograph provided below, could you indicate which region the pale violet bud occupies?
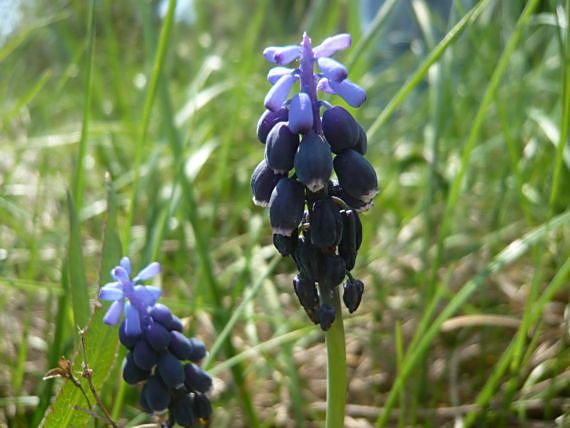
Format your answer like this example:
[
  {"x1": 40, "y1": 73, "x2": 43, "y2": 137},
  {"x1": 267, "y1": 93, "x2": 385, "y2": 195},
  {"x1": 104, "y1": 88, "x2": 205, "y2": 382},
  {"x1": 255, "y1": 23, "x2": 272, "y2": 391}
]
[
  {"x1": 317, "y1": 57, "x2": 348, "y2": 82},
  {"x1": 263, "y1": 45, "x2": 301, "y2": 65},
  {"x1": 267, "y1": 67, "x2": 294, "y2": 84},
  {"x1": 329, "y1": 79, "x2": 366, "y2": 107},
  {"x1": 312, "y1": 33, "x2": 352, "y2": 58},
  {"x1": 288, "y1": 92, "x2": 313, "y2": 134},
  {"x1": 264, "y1": 74, "x2": 297, "y2": 111}
]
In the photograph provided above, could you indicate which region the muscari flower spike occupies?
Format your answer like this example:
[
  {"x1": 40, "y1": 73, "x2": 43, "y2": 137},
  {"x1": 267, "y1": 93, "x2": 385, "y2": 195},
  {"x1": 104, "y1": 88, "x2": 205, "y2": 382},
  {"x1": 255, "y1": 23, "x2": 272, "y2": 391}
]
[
  {"x1": 99, "y1": 257, "x2": 213, "y2": 427},
  {"x1": 251, "y1": 33, "x2": 379, "y2": 330}
]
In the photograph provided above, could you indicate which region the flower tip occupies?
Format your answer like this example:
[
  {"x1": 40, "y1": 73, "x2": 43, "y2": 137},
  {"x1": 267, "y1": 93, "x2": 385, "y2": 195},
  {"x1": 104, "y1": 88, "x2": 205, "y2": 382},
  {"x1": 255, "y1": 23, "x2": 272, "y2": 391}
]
[
  {"x1": 313, "y1": 33, "x2": 352, "y2": 58},
  {"x1": 263, "y1": 47, "x2": 279, "y2": 63},
  {"x1": 120, "y1": 256, "x2": 131, "y2": 274}
]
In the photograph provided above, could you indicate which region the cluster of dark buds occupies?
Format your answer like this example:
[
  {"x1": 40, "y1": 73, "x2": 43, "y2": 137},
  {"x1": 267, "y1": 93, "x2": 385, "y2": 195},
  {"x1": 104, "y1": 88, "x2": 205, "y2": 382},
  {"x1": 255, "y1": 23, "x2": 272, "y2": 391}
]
[
  {"x1": 251, "y1": 33, "x2": 378, "y2": 330},
  {"x1": 100, "y1": 257, "x2": 213, "y2": 427}
]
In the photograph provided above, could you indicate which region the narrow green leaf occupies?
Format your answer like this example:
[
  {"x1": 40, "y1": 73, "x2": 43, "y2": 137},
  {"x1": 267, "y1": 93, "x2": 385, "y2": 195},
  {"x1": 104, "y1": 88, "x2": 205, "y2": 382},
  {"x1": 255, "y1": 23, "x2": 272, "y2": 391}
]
[
  {"x1": 41, "y1": 181, "x2": 123, "y2": 427},
  {"x1": 71, "y1": 0, "x2": 96, "y2": 212},
  {"x1": 66, "y1": 191, "x2": 89, "y2": 329}
]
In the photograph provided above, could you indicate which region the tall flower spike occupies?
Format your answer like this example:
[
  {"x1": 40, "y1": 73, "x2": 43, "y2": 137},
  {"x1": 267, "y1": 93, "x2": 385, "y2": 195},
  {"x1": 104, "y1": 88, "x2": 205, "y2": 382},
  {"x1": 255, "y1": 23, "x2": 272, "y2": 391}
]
[
  {"x1": 100, "y1": 257, "x2": 214, "y2": 426},
  {"x1": 251, "y1": 33, "x2": 378, "y2": 329}
]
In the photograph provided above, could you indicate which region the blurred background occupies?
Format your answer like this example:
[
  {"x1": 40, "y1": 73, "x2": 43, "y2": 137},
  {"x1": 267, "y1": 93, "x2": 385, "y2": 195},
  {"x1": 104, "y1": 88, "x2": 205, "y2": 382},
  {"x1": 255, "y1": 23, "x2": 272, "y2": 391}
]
[{"x1": 1, "y1": 0, "x2": 569, "y2": 427}]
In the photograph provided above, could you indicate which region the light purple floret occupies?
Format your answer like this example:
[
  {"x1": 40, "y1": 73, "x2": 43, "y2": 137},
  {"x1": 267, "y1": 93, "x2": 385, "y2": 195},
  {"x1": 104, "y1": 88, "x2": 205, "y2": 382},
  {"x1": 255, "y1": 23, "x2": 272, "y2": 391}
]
[
  {"x1": 288, "y1": 92, "x2": 313, "y2": 134},
  {"x1": 312, "y1": 33, "x2": 352, "y2": 58},
  {"x1": 263, "y1": 45, "x2": 301, "y2": 65},
  {"x1": 317, "y1": 57, "x2": 348, "y2": 82},
  {"x1": 329, "y1": 79, "x2": 367, "y2": 107},
  {"x1": 264, "y1": 74, "x2": 297, "y2": 111},
  {"x1": 267, "y1": 67, "x2": 294, "y2": 85}
]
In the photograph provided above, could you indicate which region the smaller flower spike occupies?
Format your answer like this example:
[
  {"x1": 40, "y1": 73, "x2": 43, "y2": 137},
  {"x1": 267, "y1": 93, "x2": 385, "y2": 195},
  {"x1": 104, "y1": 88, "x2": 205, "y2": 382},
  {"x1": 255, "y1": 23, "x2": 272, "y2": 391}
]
[
  {"x1": 100, "y1": 257, "x2": 214, "y2": 426},
  {"x1": 252, "y1": 33, "x2": 379, "y2": 329}
]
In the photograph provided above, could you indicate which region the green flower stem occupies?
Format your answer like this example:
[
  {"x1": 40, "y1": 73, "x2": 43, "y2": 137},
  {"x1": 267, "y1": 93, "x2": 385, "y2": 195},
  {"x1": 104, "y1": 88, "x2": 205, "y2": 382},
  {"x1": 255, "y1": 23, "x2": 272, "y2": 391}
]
[{"x1": 325, "y1": 288, "x2": 347, "y2": 428}]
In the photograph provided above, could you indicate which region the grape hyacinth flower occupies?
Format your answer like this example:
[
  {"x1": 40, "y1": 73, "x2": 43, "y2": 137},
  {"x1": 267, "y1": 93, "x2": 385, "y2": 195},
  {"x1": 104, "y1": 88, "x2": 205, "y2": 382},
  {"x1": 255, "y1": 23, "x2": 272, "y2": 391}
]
[
  {"x1": 99, "y1": 257, "x2": 213, "y2": 427},
  {"x1": 251, "y1": 33, "x2": 379, "y2": 330}
]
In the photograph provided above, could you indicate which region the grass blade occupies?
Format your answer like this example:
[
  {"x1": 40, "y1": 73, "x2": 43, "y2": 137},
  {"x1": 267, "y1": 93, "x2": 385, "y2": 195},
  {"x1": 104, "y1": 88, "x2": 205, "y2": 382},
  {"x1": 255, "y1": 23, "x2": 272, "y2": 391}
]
[
  {"x1": 71, "y1": 0, "x2": 96, "y2": 212},
  {"x1": 367, "y1": 0, "x2": 491, "y2": 139},
  {"x1": 66, "y1": 191, "x2": 89, "y2": 328},
  {"x1": 375, "y1": 209, "x2": 570, "y2": 427}
]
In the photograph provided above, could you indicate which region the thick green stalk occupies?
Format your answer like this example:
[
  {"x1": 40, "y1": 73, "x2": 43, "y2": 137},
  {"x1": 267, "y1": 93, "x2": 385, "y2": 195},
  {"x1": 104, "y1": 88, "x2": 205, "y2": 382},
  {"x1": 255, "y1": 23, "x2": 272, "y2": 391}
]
[{"x1": 325, "y1": 289, "x2": 347, "y2": 428}]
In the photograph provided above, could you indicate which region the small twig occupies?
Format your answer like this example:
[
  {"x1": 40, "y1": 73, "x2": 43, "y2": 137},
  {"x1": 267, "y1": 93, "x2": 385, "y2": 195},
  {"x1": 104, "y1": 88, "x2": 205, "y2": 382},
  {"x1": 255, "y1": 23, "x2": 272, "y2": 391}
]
[
  {"x1": 43, "y1": 356, "x2": 92, "y2": 408},
  {"x1": 78, "y1": 327, "x2": 119, "y2": 428}
]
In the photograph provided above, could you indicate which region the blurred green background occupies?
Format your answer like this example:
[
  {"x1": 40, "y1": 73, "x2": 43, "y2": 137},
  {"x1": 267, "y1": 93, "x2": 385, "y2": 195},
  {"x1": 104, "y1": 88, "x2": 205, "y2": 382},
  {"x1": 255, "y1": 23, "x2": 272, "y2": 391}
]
[{"x1": 1, "y1": 0, "x2": 569, "y2": 427}]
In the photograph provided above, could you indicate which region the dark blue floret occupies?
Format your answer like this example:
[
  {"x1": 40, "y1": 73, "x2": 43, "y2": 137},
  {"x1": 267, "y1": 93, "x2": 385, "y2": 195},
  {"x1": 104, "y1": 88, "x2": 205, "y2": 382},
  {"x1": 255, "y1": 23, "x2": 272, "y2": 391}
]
[
  {"x1": 338, "y1": 209, "x2": 358, "y2": 270},
  {"x1": 169, "y1": 315, "x2": 184, "y2": 333},
  {"x1": 168, "y1": 330, "x2": 195, "y2": 361},
  {"x1": 184, "y1": 363, "x2": 213, "y2": 393},
  {"x1": 309, "y1": 197, "x2": 343, "y2": 249},
  {"x1": 343, "y1": 277, "x2": 364, "y2": 313},
  {"x1": 269, "y1": 177, "x2": 305, "y2": 236},
  {"x1": 133, "y1": 338, "x2": 159, "y2": 371},
  {"x1": 119, "y1": 320, "x2": 140, "y2": 349},
  {"x1": 333, "y1": 149, "x2": 379, "y2": 203},
  {"x1": 257, "y1": 107, "x2": 288, "y2": 143},
  {"x1": 250, "y1": 159, "x2": 286, "y2": 208},
  {"x1": 150, "y1": 303, "x2": 174, "y2": 327},
  {"x1": 171, "y1": 394, "x2": 194, "y2": 427},
  {"x1": 354, "y1": 123, "x2": 367, "y2": 155},
  {"x1": 318, "y1": 304, "x2": 336, "y2": 331},
  {"x1": 187, "y1": 338, "x2": 207, "y2": 362},
  {"x1": 292, "y1": 236, "x2": 323, "y2": 283},
  {"x1": 293, "y1": 275, "x2": 320, "y2": 324},
  {"x1": 193, "y1": 393, "x2": 213, "y2": 421},
  {"x1": 139, "y1": 390, "x2": 152, "y2": 414},
  {"x1": 122, "y1": 352, "x2": 150, "y2": 385},
  {"x1": 157, "y1": 352, "x2": 185, "y2": 388},
  {"x1": 329, "y1": 181, "x2": 373, "y2": 212},
  {"x1": 144, "y1": 321, "x2": 171, "y2": 351},
  {"x1": 273, "y1": 232, "x2": 298, "y2": 256},
  {"x1": 294, "y1": 131, "x2": 333, "y2": 192},
  {"x1": 142, "y1": 374, "x2": 171, "y2": 412},
  {"x1": 321, "y1": 254, "x2": 346, "y2": 287},
  {"x1": 265, "y1": 122, "x2": 299, "y2": 173},
  {"x1": 322, "y1": 106, "x2": 359, "y2": 154}
]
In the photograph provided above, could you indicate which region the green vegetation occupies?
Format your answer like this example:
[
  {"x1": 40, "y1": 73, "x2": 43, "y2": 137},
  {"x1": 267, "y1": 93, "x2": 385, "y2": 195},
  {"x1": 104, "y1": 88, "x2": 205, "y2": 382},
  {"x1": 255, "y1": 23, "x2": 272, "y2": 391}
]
[{"x1": 0, "y1": 0, "x2": 568, "y2": 426}]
